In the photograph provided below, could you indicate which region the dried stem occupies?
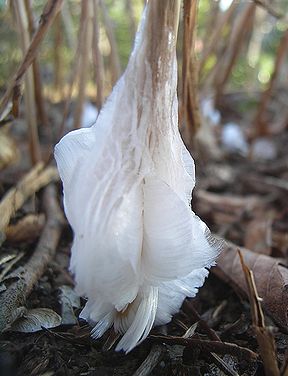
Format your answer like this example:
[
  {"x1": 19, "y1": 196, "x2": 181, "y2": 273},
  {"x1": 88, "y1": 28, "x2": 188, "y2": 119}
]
[
  {"x1": 0, "y1": 162, "x2": 59, "y2": 232},
  {"x1": 0, "y1": 184, "x2": 64, "y2": 332},
  {"x1": 181, "y1": 0, "x2": 201, "y2": 143},
  {"x1": 253, "y1": 29, "x2": 288, "y2": 137},
  {"x1": 24, "y1": 0, "x2": 49, "y2": 127},
  {"x1": 252, "y1": 0, "x2": 285, "y2": 19},
  {"x1": 0, "y1": 0, "x2": 63, "y2": 118},
  {"x1": 199, "y1": 0, "x2": 238, "y2": 75},
  {"x1": 53, "y1": 13, "x2": 63, "y2": 96},
  {"x1": 99, "y1": 0, "x2": 121, "y2": 85},
  {"x1": 73, "y1": 0, "x2": 92, "y2": 129},
  {"x1": 214, "y1": 2, "x2": 256, "y2": 105},
  {"x1": 92, "y1": 0, "x2": 105, "y2": 109},
  {"x1": 13, "y1": 0, "x2": 41, "y2": 164},
  {"x1": 126, "y1": 0, "x2": 137, "y2": 42}
]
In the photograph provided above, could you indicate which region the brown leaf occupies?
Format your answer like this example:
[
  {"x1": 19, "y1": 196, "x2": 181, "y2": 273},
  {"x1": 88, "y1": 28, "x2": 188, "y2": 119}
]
[
  {"x1": 214, "y1": 241, "x2": 288, "y2": 328},
  {"x1": 244, "y1": 216, "x2": 273, "y2": 255}
]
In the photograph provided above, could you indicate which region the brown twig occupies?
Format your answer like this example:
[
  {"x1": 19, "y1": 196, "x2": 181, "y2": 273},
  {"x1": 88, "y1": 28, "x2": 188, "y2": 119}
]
[
  {"x1": 0, "y1": 162, "x2": 59, "y2": 232},
  {"x1": 215, "y1": 3, "x2": 256, "y2": 105},
  {"x1": 181, "y1": 0, "x2": 201, "y2": 143},
  {"x1": 253, "y1": 29, "x2": 288, "y2": 137},
  {"x1": 150, "y1": 335, "x2": 258, "y2": 361},
  {"x1": 199, "y1": 0, "x2": 238, "y2": 75},
  {"x1": 252, "y1": 0, "x2": 284, "y2": 19},
  {"x1": 12, "y1": 0, "x2": 41, "y2": 164},
  {"x1": 182, "y1": 300, "x2": 221, "y2": 342},
  {"x1": 24, "y1": 0, "x2": 49, "y2": 127},
  {"x1": 92, "y1": 0, "x2": 105, "y2": 110},
  {"x1": 99, "y1": 0, "x2": 121, "y2": 85},
  {"x1": 0, "y1": 184, "x2": 64, "y2": 332},
  {"x1": 0, "y1": 0, "x2": 63, "y2": 118},
  {"x1": 73, "y1": 0, "x2": 92, "y2": 129}
]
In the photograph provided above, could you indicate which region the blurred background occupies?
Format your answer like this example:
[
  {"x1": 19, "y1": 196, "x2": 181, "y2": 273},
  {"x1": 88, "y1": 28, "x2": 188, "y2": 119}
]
[{"x1": 0, "y1": 0, "x2": 287, "y2": 172}]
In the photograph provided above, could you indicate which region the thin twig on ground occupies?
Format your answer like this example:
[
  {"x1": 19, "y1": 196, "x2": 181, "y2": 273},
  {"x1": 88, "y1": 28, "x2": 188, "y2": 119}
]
[
  {"x1": 0, "y1": 163, "x2": 59, "y2": 232},
  {"x1": 0, "y1": 184, "x2": 64, "y2": 332},
  {"x1": 149, "y1": 335, "x2": 258, "y2": 361}
]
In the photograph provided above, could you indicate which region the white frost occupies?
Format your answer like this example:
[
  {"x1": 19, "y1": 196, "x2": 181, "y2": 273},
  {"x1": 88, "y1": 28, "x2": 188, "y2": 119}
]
[{"x1": 54, "y1": 3, "x2": 219, "y2": 353}]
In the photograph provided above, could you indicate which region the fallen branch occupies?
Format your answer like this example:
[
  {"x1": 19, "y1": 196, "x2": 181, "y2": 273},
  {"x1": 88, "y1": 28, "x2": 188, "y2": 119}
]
[
  {"x1": 0, "y1": 184, "x2": 64, "y2": 332},
  {"x1": 149, "y1": 335, "x2": 257, "y2": 361},
  {"x1": 0, "y1": 162, "x2": 59, "y2": 232}
]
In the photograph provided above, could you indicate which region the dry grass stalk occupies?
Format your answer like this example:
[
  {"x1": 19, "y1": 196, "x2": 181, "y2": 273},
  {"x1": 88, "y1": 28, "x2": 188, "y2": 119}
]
[
  {"x1": 99, "y1": 0, "x2": 121, "y2": 85},
  {"x1": 252, "y1": 0, "x2": 285, "y2": 19},
  {"x1": 53, "y1": 13, "x2": 63, "y2": 95},
  {"x1": 238, "y1": 251, "x2": 280, "y2": 376},
  {"x1": 199, "y1": 0, "x2": 238, "y2": 75},
  {"x1": 92, "y1": 0, "x2": 105, "y2": 109},
  {"x1": 0, "y1": 0, "x2": 63, "y2": 119},
  {"x1": 125, "y1": 0, "x2": 137, "y2": 41},
  {"x1": 61, "y1": 1, "x2": 75, "y2": 50},
  {"x1": 0, "y1": 184, "x2": 64, "y2": 332},
  {"x1": 0, "y1": 162, "x2": 59, "y2": 233},
  {"x1": 214, "y1": 2, "x2": 256, "y2": 105},
  {"x1": 253, "y1": 29, "x2": 288, "y2": 137},
  {"x1": 24, "y1": 0, "x2": 49, "y2": 127},
  {"x1": 181, "y1": 0, "x2": 201, "y2": 144},
  {"x1": 73, "y1": 0, "x2": 93, "y2": 129},
  {"x1": 13, "y1": 0, "x2": 41, "y2": 164}
]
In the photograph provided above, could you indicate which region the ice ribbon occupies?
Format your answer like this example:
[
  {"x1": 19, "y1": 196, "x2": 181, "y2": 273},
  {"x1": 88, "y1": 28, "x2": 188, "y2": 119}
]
[{"x1": 55, "y1": 1, "x2": 219, "y2": 353}]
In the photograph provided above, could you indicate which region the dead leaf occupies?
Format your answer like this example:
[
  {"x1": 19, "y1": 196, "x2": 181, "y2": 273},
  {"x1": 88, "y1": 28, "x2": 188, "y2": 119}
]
[
  {"x1": 9, "y1": 308, "x2": 61, "y2": 333},
  {"x1": 214, "y1": 241, "x2": 288, "y2": 329},
  {"x1": 244, "y1": 216, "x2": 273, "y2": 255}
]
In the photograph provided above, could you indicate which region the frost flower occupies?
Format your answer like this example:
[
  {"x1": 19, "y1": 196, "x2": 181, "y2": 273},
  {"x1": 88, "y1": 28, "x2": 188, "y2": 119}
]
[{"x1": 55, "y1": 1, "x2": 219, "y2": 353}]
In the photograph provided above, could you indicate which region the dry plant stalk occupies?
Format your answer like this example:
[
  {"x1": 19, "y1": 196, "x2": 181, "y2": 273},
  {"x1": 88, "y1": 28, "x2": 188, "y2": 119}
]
[
  {"x1": 0, "y1": 162, "x2": 59, "y2": 232},
  {"x1": 73, "y1": 0, "x2": 93, "y2": 129},
  {"x1": 99, "y1": 0, "x2": 121, "y2": 85},
  {"x1": 199, "y1": 0, "x2": 238, "y2": 75},
  {"x1": 24, "y1": 0, "x2": 48, "y2": 127},
  {"x1": 253, "y1": 29, "x2": 288, "y2": 137},
  {"x1": 92, "y1": 0, "x2": 105, "y2": 109},
  {"x1": 0, "y1": 0, "x2": 63, "y2": 118},
  {"x1": 126, "y1": 0, "x2": 137, "y2": 41},
  {"x1": 13, "y1": 0, "x2": 41, "y2": 164},
  {"x1": 238, "y1": 251, "x2": 280, "y2": 376},
  {"x1": 181, "y1": 0, "x2": 201, "y2": 143},
  {"x1": 53, "y1": 13, "x2": 63, "y2": 95},
  {"x1": 252, "y1": 0, "x2": 285, "y2": 19},
  {"x1": 0, "y1": 185, "x2": 64, "y2": 332},
  {"x1": 214, "y1": 2, "x2": 256, "y2": 104}
]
